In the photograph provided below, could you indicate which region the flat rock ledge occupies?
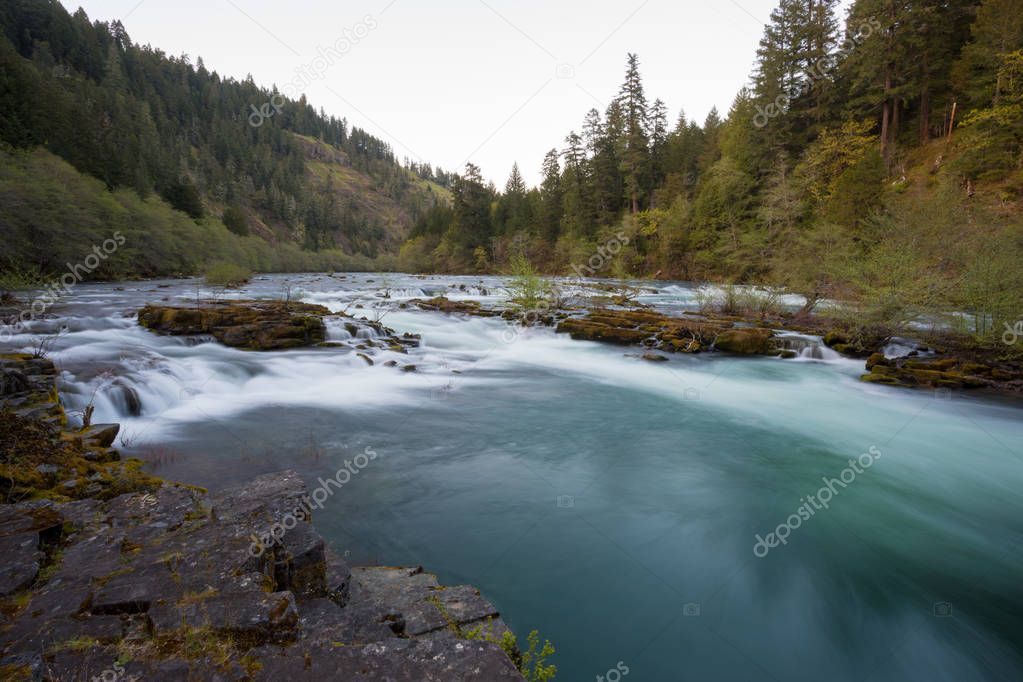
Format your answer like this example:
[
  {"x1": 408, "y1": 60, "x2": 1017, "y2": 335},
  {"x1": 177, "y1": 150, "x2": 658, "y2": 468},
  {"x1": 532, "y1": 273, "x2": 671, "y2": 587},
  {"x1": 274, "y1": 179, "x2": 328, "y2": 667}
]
[
  {"x1": 555, "y1": 308, "x2": 784, "y2": 356},
  {"x1": 138, "y1": 301, "x2": 330, "y2": 351},
  {"x1": 1, "y1": 356, "x2": 523, "y2": 680},
  {"x1": 0, "y1": 472, "x2": 524, "y2": 681}
]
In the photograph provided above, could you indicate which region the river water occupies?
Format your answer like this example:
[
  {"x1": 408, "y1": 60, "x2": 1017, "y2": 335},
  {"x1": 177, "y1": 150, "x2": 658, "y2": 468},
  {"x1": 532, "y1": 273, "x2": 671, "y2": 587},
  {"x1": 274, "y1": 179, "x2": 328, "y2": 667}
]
[{"x1": 4, "y1": 273, "x2": 1022, "y2": 681}]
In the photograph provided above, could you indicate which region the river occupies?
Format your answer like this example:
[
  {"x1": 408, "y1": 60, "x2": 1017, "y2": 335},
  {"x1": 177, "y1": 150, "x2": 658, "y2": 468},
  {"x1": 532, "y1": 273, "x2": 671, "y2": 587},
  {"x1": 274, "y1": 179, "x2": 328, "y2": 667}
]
[{"x1": 4, "y1": 272, "x2": 1022, "y2": 681}]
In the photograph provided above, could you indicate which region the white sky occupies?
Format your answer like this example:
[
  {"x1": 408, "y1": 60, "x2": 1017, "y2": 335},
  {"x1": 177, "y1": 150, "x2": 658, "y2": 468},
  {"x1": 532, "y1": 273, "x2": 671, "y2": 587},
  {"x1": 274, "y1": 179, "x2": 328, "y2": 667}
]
[{"x1": 60, "y1": 0, "x2": 852, "y2": 186}]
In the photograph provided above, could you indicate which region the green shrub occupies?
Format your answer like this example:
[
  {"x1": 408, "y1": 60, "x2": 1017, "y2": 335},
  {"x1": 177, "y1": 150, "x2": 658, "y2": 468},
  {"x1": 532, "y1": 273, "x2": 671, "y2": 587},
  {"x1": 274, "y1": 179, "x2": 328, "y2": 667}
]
[
  {"x1": 204, "y1": 262, "x2": 251, "y2": 287},
  {"x1": 506, "y1": 253, "x2": 554, "y2": 311},
  {"x1": 0, "y1": 263, "x2": 45, "y2": 296},
  {"x1": 222, "y1": 206, "x2": 249, "y2": 236}
]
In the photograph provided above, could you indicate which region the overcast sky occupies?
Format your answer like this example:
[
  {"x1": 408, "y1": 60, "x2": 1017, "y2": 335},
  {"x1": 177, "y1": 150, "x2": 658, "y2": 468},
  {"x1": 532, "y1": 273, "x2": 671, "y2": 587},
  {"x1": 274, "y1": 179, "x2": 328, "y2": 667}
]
[{"x1": 60, "y1": 0, "x2": 852, "y2": 186}]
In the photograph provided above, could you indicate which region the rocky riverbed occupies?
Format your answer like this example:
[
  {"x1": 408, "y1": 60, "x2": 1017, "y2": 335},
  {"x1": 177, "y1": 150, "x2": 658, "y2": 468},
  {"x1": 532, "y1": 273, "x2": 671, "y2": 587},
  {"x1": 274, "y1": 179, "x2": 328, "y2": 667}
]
[
  {"x1": 0, "y1": 355, "x2": 525, "y2": 681},
  {"x1": 409, "y1": 296, "x2": 1023, "y2": 393}
]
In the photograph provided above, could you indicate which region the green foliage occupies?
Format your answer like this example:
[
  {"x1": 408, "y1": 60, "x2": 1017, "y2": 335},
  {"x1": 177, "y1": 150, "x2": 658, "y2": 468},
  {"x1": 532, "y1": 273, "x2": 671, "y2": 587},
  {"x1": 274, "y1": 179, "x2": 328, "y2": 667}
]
[
  {"x1": 204, "y1": 262, "x2": 251, "y2": 287},
  {"x1": 0, "y1": 0, "x2": 450, "y2": 263},
  {"x1": 700, "y1": 285, "x2": 783, "y2": 318},
  {"x1": 222, "y1": 206, "x2": 249, "y2": 236},
  {"x1": 795, "y1": 120, "x2": 878, "y2": 205},
  {"x1": 506, "y1": 254, "x2": 553, "y2": 311},
  {"x1": 955, "y1": 50, "x2": 1023, "y2": 180},
  {"x1": 518, "y1": 630, "x2": 557, "y2": 682},
  {"x1": 460, "y1": 623, "x2": 556, "y2": 682},
  {"x1": 824, "y1": 149, "x2": 885, "y2": 231},
  {"x1": 164, "y1": 179, "x2": 204, "y2": 220},
  {"x1": 0, "y1": 263, "x2": 46, "y2": 296},
  {"x1": 0, "y1": 148, "x2": 387, "y2": 279}
]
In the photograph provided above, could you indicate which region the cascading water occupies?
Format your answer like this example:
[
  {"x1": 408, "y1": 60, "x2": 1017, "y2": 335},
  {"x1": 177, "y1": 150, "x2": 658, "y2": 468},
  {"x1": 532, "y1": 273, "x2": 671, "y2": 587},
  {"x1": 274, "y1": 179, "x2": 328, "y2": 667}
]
[
  {"x1": 774, "y1": 332, "x2": 845, "y2": 362},
  {"x1": 2, "y1": 272, "x2": 1021, "y2": 681}
]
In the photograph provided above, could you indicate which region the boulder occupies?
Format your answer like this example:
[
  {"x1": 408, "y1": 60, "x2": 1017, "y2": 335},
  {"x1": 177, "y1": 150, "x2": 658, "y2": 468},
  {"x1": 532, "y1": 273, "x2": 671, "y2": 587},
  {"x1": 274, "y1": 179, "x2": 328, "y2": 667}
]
[
  {"x1": 411, "y1": 297, "x2": 501, "y2": 317},
  {"x1": 0, "y1": 532, "x2": 44, "y2": 596},
  {"x1": 138, "y1": 301, "x2": 329, "y2": 351},
  {"x1": 713, "y1": 328, "x2": 776, "y2": 355},
  {"x1": 556, "y1": 318, "x2": 651, "y2": 345},
  {"x1": 859, "y1": 354, "x2": 1006, "y2": 390},
  {"x1": 81, "y1": 423, "x2": 120, "y2": 448}
]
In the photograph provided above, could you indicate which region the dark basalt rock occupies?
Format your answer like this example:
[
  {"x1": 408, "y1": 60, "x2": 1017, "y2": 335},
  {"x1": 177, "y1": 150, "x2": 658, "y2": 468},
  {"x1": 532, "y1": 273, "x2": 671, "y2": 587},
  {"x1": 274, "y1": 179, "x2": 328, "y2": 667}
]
[
  {"x1": 250, "y1": 637, "x2": 523, "y2": 681},
  {"x1": 138, "y1": 301, "x2": 329, "y2": 351},
  {"x1": 1, "y1": 368, "x2": 31, "y2": 396},
  {"x1": 0, "y1": 532, "x2": 45, "y2": 596},
  {"x1": 822, "y1": 329, "x2": 889, "y2": 358},
  {"x1": 860, "y1": 354, "x2": 1018, "y2": 390},
  {"x1": 557, "y1": 317, "x2": 652, "y2": 345},
  {"x1": 410, "y1": 297, "x2": 501, "y2": 317},
  {"x1": 0, "y1": 472, "x2": 524, "y2": 680},
  {"x1": 79, "y1": 424, "x2": 120, "y2": 449},
  {"x1": 557, "y1": 308, "x2": 742, "y2": 355}
]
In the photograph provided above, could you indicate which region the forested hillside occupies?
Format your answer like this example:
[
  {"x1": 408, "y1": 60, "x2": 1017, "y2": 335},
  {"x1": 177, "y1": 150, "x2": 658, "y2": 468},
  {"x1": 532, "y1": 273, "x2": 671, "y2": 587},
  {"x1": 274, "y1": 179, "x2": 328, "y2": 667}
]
[
  {"x1": 405, "y1": 0, "x2": 1022, "y2": 337},
  {"x1": 0, "y1": 0, "x2": 450, "y2": 276},
  {"x1": 1, "y1": 0, "x2": 1021, "y2": 341}
]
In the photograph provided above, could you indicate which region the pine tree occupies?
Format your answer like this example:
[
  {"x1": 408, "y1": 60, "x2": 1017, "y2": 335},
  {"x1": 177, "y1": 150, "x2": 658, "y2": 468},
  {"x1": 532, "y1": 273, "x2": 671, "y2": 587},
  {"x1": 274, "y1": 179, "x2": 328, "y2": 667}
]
[
  {"x1": 539, "y1": 149, "x2": 563, "y2": 243},
  {"x1": 505, "y1": 162, "x2": 526, "y2": 196},
  {"x1": 753, "y1": 0, "x2": 840, "y2": 150},
  {"x1": 648, "y1": 98, "x2": 670, "y2": 206},
  {"x1": 447, "y1": 163, "x2": 492, "y2": 263},
  {"x1": 561, "y1": 131, "x2": 591, "y2": 236},
  {"x1": 953, "y1": 0, "x2": 1023, "y2": 109},
  {"x1": 617, "y1": 53, "x2": 650, "y2": 213}
]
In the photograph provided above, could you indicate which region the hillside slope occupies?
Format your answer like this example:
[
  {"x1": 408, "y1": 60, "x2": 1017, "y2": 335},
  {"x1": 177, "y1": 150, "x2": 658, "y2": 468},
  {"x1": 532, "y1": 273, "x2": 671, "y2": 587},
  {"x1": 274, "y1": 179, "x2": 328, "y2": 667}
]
[
  {"x1": 0, "y1": 0, "x2": 451, "y2": 276},
  {"x1": 0, "y1": 147, "x2": 382, "y2": 278}
]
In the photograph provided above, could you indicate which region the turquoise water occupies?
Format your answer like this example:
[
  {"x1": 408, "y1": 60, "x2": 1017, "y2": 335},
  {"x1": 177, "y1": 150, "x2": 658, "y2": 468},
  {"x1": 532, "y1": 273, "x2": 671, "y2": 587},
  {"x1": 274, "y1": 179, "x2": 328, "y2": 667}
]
[{"x1": 7, "y1": 273, "x2": 1022, "y2": 681}]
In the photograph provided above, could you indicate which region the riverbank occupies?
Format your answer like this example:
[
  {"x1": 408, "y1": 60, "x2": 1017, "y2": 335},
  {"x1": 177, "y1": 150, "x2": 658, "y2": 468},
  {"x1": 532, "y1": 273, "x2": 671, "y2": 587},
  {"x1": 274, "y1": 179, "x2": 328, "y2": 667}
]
[{"x1": 0, "y1": 355, "x2": 530, "y2": 681}]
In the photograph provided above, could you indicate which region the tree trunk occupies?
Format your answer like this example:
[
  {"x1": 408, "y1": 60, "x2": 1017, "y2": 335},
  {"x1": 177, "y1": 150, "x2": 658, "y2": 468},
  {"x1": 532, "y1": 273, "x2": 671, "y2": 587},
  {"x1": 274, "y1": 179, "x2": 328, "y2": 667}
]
[
  {"x1": 881, "y1": 94, "x2": 892, "y2": 166},
  {"x1": 919, "y1": 50, "x2": 931, "y2": 144}
]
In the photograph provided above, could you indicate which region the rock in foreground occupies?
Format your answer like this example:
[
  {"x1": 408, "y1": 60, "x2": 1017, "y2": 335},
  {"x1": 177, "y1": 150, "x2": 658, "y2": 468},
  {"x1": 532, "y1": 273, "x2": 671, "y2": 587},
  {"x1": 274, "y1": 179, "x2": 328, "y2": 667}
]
[{"x1": 0, "y1": 472, "x2": 524, "y2": 681}]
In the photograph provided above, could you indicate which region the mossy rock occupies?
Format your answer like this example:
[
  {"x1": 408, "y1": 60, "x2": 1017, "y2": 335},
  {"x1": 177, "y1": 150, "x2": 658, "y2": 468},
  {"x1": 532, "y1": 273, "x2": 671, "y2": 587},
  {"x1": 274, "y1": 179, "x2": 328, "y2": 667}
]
[
  {"x1": 713, "y1": 328, "x2": 775, "y2": 355},
  {"x1": 860, "y1": 373, "x2": 905, "y2": 386},
  {"x1": 865, "y1": 353, "x2": 887, "y2": 370},
  {"x1": 555, "y1": 319, "x2": 651, "y2": 345},
  {"x1": 138, "y1": 301, "x2": 328, "y2": 351},
  {"x1": 411, "y1": 297, "x2": 500, "y2": 317}
]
